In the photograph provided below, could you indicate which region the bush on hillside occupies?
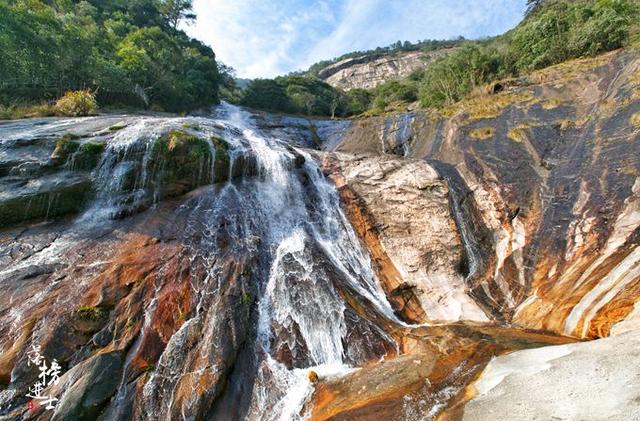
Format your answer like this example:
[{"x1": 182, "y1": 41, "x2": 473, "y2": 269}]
[
  {"x1": 55, "y1": 90, "x2": 98, "y2": 116},
  {"x1": 418, "y1": 44, "x2": 502, "y2": 108},
  {"x1": 510, "y1": 0, "x2": 636, "y2": 71}
]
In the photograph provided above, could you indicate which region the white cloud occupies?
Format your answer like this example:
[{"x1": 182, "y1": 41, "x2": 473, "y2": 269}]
[{"x1": 185, "y1": 0, "x2": 526, "y2": 78}]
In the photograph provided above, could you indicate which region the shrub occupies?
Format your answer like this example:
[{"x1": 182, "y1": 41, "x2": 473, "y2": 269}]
[
  {"x1": 55, "y1": 90, "x2": 98, "y2": 117},
  {"x1": 511, "y1": 0, "x2": 638, "y2": 72},
  {"x1": 76, "y1": 305, "x2": 106, "y2": 321},
  {"x1": 346, "y1": 89, "x2": 373, "y2": 115},
  {"x1": 419, "y1": 44, "x2": 501, "y2": 108}
]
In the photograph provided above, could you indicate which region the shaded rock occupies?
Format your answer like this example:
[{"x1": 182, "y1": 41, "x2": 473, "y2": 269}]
[
  {"x1": 0, "y1": 172, "x2": 92, "y2": 228},
  {"x1": 147, "y1": 129, "x2": 213, "y2": 197},
  {"x1": 211, "y1": 135, "x2": 230, "y2": 183},
  {"x1": 50, "y1": 134, "x2": 81, "y2": 166},
  {"x1": 47, "y1": 351, "x2": 124, "y2": 421}
]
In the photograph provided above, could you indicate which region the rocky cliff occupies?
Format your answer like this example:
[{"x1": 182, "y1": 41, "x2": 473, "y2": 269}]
[
  {"x1": 326, "y1": 48, "x2": 640, "y2": 339},
  {"x1": 0, "y1": 48, "x2": 638, "y2": 421},
  {"x1": 306, "y1": 48, "x2": 640, "y2": 419},
  {"x1": 317, "y1": 49, "x2": 453, "y2": 91}
]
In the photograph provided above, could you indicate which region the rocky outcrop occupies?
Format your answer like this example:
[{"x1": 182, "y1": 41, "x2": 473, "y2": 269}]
[
  {"x1": 460, "y1": 329, "x2": 640, "y2": 421},
  {"x1": 308, "y1": 322, "x2": 574, "y2": 420},
  {"x1": 326, "y1": 49, "x2": 640, "y2": 340},
  {"x1": 1, "y1": 47, "x2": 639, "y2": 421},
  {"x1": 318, "y1": 49, "x2": 454, "y2": 91},
  {"x1": 320, "y1": 153, "x2": 488, "y2": 323}
]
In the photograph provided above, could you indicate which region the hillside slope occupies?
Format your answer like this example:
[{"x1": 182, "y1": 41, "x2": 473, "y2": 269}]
[
  {"x1": 317, "y1": 48, "x2": 454, "y2": 91},
  {"x1": 303, "y1": 47, "x2": 640, "y2": 419}
]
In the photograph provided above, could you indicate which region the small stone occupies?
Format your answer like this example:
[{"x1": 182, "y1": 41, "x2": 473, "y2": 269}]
[{"x1": 308, "y1": 370, "x2": 319, "y2": 384}]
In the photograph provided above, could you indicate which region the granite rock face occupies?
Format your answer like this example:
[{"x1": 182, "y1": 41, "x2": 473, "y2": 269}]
[
  {"x1": 317, "y1": 49, "x2": 454, "y2": 91},
  {"x1": 327, "y1": 49, "x2": 640, "y2": 340},
  {"x1": 461, "y1": 330, "x2": 640, "y2": 421},
  {"x1": 319, "y1": 153, "x2": 488, "y2": 323}
]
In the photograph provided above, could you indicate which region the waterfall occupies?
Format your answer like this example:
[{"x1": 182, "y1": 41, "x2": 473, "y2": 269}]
[
  {"x1": 208, "y1": 104, "x2": 400, "y2": 420},
  {"x1": 1, "y1": 103, "x2": 402, "y2": 420}
]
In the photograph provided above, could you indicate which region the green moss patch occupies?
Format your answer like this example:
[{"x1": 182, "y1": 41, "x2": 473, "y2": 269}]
[
  {"x1": 108, "y1": 123, "x2": 127, "y2": 131},
  {"x1": 182, "y1": 123, "x2": 202, "y2": 131},
  {"x1": 72, "y1": 141, "x2": 106, "y2": 171},
  {"x1": 469, "y1": 127, "x2": 496, "y2": 140},
  {"x1": 212, "y1": 136, "x2": 230, "y2": 183},
  {"x1": 145, "y1": 130, "x2": 214, "y2": 196},
  {"x1": 77, "y1": 306, "x2": 107, "y2": 321}
]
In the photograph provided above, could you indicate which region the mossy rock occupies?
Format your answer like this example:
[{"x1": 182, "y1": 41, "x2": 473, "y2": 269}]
[
  {"x1": 182, "y1": 123, "x2": 202, "y2": 131},
  {"x1": 108, "y1": 123, "x2": 127, "y2": 131},
  {"x1": 77, "y1": 306, "x2": 107, "y2": 321},
  {"x1": 0, "y1": 174, "x2": 92, "y2": 228},
  {"x1": 146, "y1": 130, "x2": 214, "y2": 197},
  {"x1": 212, "y1": 136, "x2": 230, "y2": 183},
  {"x1": 70, "y1": 142, "x2": 106, "y2": 171},
  {"x1": 51, "y1": 134, "x2": 81, "y2": 166}
]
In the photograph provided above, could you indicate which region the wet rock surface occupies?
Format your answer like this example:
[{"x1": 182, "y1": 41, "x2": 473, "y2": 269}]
[
  {"x1": 0, "y1": 49, "x2": 639, "y2": 421},
  {"x1": 328, "y1": 49, "x2": 640, "y2": 339},
  {"x1": 319, "y1": 153, "x2": 487, "y2": 323}
]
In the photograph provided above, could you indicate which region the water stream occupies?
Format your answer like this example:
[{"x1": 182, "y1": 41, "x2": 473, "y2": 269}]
[{"x1": 0, "y1": 103, "x2": 405, "y2": 420}]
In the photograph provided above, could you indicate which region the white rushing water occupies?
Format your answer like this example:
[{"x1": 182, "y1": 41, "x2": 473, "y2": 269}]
[
  {"x1": 215, "y1": 103, "x2": 400, "y2": 420},
  {"x1": 1, "y1": 103, "x2": 402, "y2": 420}
]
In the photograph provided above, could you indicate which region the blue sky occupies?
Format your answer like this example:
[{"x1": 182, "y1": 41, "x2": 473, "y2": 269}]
[{"x1": 184, "y1": 0, "x2": 528, "y2": 79}]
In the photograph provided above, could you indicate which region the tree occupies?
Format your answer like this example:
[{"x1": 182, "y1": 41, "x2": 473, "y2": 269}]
[
  {"x1": 160, "y1": 0, "x2": 196, "y2": 29},
  {"x1": 346, "y1": 89, "x2": 372, "y2": 115},
  {"x1": 218, "y1": 63, "x2": 241, "y2": 102},
  {"x1": 1, "y1": 0, "x2": 219, "y2": 112},
  {"x1": 240, "y1": 79, "x2": 292, "y2": 112}
]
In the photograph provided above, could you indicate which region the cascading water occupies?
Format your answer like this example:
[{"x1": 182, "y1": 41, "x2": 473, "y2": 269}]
[
  {"x1": 192, "y1": 103, "x2": 401, "y2": 420},
  {"x1": 0, "y1": 103, "x2": 404, "y2": 420}
]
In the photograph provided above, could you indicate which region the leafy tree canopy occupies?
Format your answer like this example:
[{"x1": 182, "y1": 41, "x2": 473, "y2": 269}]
[{"x1": 0, "y1": 0, "x2": 219, "y2": 112}]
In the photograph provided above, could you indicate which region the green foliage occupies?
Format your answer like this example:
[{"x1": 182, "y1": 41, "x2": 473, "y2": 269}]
[
  {"x1": 0, "y1": 102, "x2": 58, "y2": 120},
  {"x1": 241, "y1": 292, "x2": 252, "y2": 306},
  {"x1": 218, "y1": 63, "x2": 242, "y2": 103},
  {"x1": 371, "y1": 80, "x2": 419, "y2": 111},
  {"x1": 159, "y1": 0, "x2": 195, "y2": 28},
  {"x1": 240, "y1": 76, "x2": 353, "y2": 117},
  {"x1": 0, "y1": 0, "x2": 219, "y2": 113},
  {"x1": 240, "y1": 79, "x2": 291, "y2": 112},
  {"x1": 512, "y1": 0, "x2": 637, "y2": 71},
  {"x1": 345, "y1": 89, "x2": 372, "y2": 115},
  {"x1": 418, "y1": 44, "x2": 503, "y2": 108},
  {"x1": 416, "y1": 0, "x2": 639, "y2": 109}
]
